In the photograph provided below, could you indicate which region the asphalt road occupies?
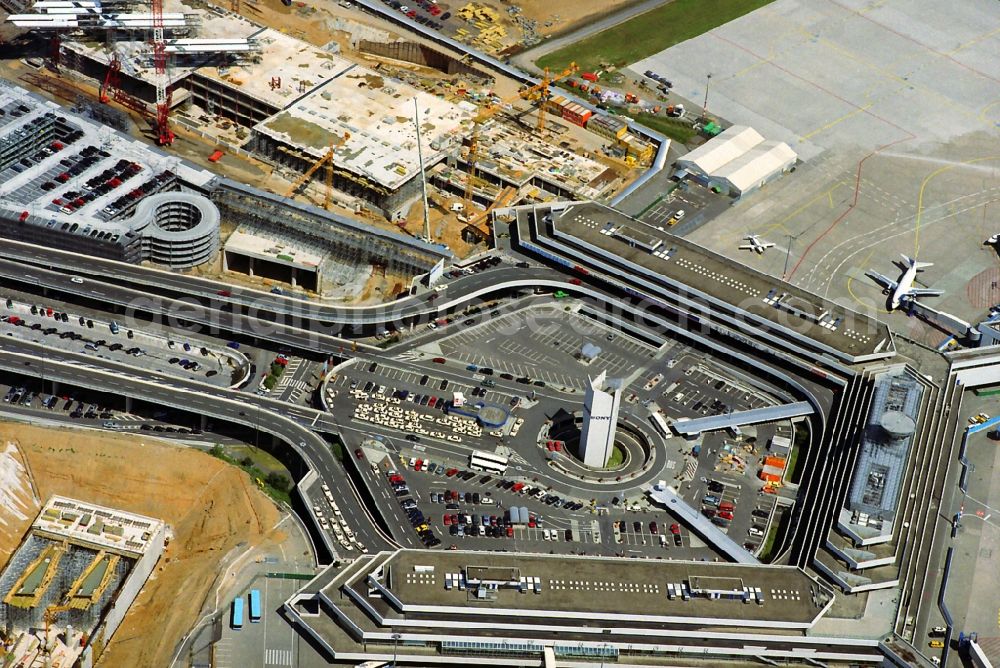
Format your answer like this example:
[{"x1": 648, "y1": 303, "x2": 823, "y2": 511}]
[
  {"x1": 0, "y1": 336, "x2": 403, "y2": 556},
  {"x1": 0, "y1": 240, "x2": 560, "y2": 327},
  {"x1": 510, "y1": 0, "x2": 670, "y2": 75}
]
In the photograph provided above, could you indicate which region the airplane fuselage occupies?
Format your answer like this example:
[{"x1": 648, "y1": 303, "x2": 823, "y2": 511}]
[{"x1": 891, "y1": 264, "x2": 920, "y2": 310}]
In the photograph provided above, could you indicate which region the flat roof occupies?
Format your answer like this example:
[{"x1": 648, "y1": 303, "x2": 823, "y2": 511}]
[
  {"x1": 0, "y1": 79, "x2": 214, "y2": 237},
  {"x1": 224, "y1": 228, "x2": 322, "y2": 269},
  {"x1": 195, "y1": 28, "x2": 343, "y2": 112},
  {"x1": 61, "y1": 16, "x2": 471, "y2": 192},
  {"x1": 354, "y1": 549, "x2": 831, "y2": 627},
  {"x1": 250, "y1": 52, "x2": 471, "y2": 190},
  {"x1": 547, "y1": 202, "x2": 891, "y2": 360},
  {"x1": 34, "y1": 495, "x2": 164, "y2": 557}
]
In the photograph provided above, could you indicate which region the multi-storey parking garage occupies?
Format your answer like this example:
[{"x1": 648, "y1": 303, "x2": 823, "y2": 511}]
[{"x1": 0, "y1": 81, "x2": 219, "y2": 269}]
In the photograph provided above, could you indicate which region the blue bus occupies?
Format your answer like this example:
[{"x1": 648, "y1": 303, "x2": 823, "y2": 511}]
[
  {"x1": 231, "y1": 597, "x2": 244, "y2": 630},
  {"x1": 249, "y1": 589, "x2": 261, "y2": 623}
]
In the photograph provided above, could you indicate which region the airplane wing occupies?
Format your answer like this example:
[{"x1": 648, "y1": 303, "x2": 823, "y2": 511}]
[
  {"x1": 760, "y1": 242, "x2": 775, "y2": 249},
  {"x1": 865, "y1": 271, "x2": 898, "y2": 290},
  {"x1": 908, "y1": 288, "x2": 943, "y2": 297},
  {"x1": 738, "y1": 244, "x2": 754, "y2": 250}
]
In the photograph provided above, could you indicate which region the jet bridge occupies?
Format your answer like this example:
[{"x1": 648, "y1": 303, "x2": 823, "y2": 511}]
[{"x1": 670, "y1": 402, "x2": 814, "y2": 437}]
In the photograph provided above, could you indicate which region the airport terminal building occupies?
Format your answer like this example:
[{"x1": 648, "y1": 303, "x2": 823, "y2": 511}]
[{"x1": 284, "y1": 548, "x2": 885, "y2": 666}]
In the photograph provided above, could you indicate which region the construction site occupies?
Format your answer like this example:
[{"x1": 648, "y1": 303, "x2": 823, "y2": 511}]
[
  {"x1": 0, "y1": 0, "x2": 658, "y2": 273},
  {"x1": 0, "y1": 495, "x2": 165, "y2": 668}
]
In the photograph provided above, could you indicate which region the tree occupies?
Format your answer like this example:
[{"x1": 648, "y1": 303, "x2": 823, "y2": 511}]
[{"x1": 265, "y1": 472, "x2": 290, "y2": 492}]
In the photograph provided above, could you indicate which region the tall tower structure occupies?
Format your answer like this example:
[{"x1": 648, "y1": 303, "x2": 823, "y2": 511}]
[{"x1": 579, "y1": 371, "x2": 622, "y2": 468}]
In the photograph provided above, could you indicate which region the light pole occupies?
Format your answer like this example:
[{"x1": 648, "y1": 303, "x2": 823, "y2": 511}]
[
  {"x1": 701, "y1": 73, "x2": 712, "y2": 121},
  {"x1": 391, "y1": 632, "x2": 401, "y2": 666}
]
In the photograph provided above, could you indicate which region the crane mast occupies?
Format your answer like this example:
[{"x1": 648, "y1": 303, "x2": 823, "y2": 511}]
[{"x1": 151, "y1": 0, "x2": 173, "y2": 145}]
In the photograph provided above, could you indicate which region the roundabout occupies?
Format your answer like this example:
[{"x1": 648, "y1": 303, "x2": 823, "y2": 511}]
[{"x1": 542, "y1": 409, "x2": 661, "y2": 487}]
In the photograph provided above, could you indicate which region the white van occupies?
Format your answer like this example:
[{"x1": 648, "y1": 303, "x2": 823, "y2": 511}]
[{"x1": 748, "y1": 527, "x2": 764, "y2": 538}]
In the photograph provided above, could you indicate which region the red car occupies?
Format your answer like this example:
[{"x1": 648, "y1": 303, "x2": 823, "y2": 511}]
[
  {"x1": 649, "y1": 521, "x2": 658, "y2": 534},
  {"x1": 443, "y1": 514, "x2": 452, "y2": 525},
  {"x1": 432, "y1": 357, "x2": 446, "y2": 363},
  {"x1": 354, "y1": 448, "x2": 364, "y2": 459},
  {"x1": 669, "y1": 523, "x2": 680, "y2": 535},
  {"x1": 217, "y1": 289, "x2": 231, "y2": 297},
  {"x1": 569, "y1": 278, "x2": 582, "y2": 285},
  {"x1": 718, "y1": 510, "x2": 734, "y2": 521},
  {"x1": 445, "y1": 468, "x2": 459, "y2": 477}
]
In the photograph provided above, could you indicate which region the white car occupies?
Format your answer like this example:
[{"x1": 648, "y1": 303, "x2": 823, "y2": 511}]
[{"x1": 70, "y1": 276, "x2": 84, "y2": 284}]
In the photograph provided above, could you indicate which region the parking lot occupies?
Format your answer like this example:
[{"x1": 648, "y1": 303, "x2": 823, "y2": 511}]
[
  {"x1": 638, "y1": 179, "x2": 726, "y2": 237},
  {"x1": 372, "y1": 455, "x2": 715, "y2": 559},
  {"x1": 215, "y1": 575, "x2": 304, "y2": 668},
  {"x1": 434, "y1": 304, "x2": 663, "y2": 391},
  {"x1": 647, "y1": 355, "x2": 782, "y2": 418}
]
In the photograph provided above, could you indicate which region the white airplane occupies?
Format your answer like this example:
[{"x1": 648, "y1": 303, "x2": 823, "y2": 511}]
[
  {"x1": 738, "y1": 235, "x2": 775, "y2": 254},
  {"x1": 866, "y1": 254, "x2": 942, "y2": 310}
]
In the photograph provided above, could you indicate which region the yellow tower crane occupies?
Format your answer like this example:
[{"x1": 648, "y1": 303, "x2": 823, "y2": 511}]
[
  {"x1": 283, "y1": 133, "x2": 350, "y2": 211},
  {"x1": 531, "y1": 63, "x2": 579, "y2": 134},
  {"x1": 463, "y1": 63, "x2": 577, "y2": 212}
]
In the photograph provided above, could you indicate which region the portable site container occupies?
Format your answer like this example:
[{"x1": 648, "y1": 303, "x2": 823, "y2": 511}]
[
  {"x1": 763, "y1": 456, "x2": 787, "y2": 469},
  {"x1": 545, "y1": 95, "x2": 568, "y2": 116},
  {"x1": 562, "y1": 103, "x2": 592, "y2": 127},
  {"x1": 759, "y1": 470, "x2": 781, "y2": 483},
  {"x1": 760, "y1": 464, "x2": 784, "y2": 480}
]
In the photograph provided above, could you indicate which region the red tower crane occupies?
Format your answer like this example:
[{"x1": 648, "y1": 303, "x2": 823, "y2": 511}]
[{"x1": 151, "y1": 0, "x2": 174, "y2": 145}]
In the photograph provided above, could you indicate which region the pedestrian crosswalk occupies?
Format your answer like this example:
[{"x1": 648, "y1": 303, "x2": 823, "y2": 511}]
[
  {"x1": 394, "y1": 350, "x2": 423, "y2": 362},
  {"x1": 264, "y1": 648, "x2": 293, "y2": 666},
  {"x1": 274, "y1": 359, "x2": 303, "y2": 391}
]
